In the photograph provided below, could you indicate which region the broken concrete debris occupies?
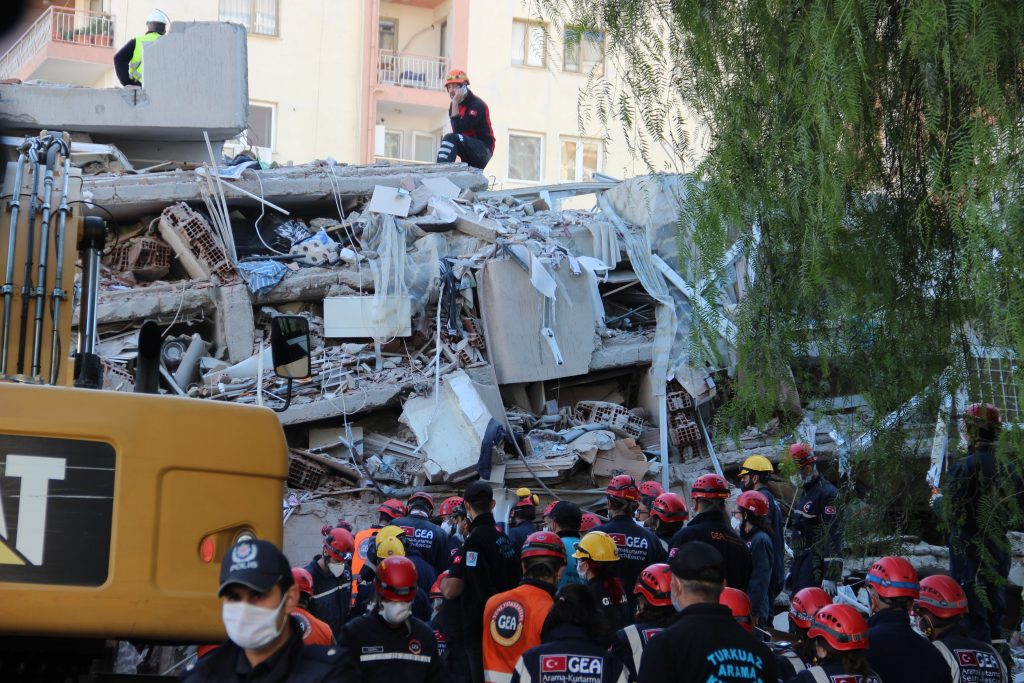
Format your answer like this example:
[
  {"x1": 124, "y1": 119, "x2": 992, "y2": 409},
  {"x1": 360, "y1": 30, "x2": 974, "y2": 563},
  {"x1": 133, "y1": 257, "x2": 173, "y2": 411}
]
[{"x1": 83, "y1": 159, "x2": 763, "y2": 499}]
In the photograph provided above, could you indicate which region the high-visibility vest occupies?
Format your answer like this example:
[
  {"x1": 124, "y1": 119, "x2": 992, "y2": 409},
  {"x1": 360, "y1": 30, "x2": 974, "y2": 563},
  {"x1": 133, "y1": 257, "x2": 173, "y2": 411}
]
[{"x1": 128, "y1": 32, "x2": 161, "y2": 84}]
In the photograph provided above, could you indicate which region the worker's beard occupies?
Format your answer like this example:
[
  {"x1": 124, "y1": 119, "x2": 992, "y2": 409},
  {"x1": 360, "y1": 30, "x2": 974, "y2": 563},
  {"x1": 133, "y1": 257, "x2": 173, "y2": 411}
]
[{"x1": 450, "y1": 86, "x2": 468, "y2": 117}]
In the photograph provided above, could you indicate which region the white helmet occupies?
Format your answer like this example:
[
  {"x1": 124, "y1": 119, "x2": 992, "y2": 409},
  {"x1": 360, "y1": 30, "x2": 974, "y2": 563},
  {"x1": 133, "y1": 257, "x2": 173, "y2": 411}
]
[{"x1": 147, "y1": 9, "x2": 169, "y2": 25}]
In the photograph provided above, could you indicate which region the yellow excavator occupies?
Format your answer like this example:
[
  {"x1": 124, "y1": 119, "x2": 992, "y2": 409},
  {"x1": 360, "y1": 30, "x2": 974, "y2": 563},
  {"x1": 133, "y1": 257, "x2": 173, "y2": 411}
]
[{"x1": 0, "y1": 132, "x2": 307, "y2": 678}]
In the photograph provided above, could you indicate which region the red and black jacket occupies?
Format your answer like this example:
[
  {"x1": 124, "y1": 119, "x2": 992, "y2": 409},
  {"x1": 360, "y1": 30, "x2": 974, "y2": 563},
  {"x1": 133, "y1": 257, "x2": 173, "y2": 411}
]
[{"x1": 450, "y1": 89, "x2": 495, "y2": 152}]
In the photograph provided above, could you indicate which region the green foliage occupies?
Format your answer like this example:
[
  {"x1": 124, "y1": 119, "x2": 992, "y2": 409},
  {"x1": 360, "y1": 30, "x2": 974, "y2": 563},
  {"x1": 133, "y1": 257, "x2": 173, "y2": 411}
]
[{"x1": 533, "y1": 0, "x2": 1024, "y2": 558}]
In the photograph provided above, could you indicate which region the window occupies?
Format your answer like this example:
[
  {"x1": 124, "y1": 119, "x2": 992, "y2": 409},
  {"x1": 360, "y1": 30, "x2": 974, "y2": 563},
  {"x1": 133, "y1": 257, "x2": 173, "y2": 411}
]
[
  {"x1": 512, "y1": 20, "x2": 546, "y2": 67},
  {"x1": 560, "y1": 138, "x2": 602, "y2": 181},
  {"x1": 564, "y1": 29, "x2": 605, "y2": 73},
  {"x1": 970, "y1": 352, "x2": 1021, "y2": 423},
  {"x1": 379, "y1": 19, "x2": 398, "y2": 52},
  {"x1": 225, "y1": 102, "x2": 275, "y2": 159},
  {"x1": 219, "y1": 0, "x2": 279, "y2": 37},
  {"x1": 508, "y1": 133, "x2": 543, "y2": 182},
  {"x1": 413, "y1": 133, "x2": 437, "y2": 163},
  {"x1": 439, "y1": 21, "x2": 448, "y2": 58},
  {"x1": 384, "y1": 130, "x2": 403, "y2": 160}
]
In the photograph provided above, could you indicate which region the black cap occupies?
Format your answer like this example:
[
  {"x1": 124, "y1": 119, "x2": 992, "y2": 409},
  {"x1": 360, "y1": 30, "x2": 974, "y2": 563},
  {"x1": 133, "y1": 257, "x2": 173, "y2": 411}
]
[
  {"x1": 218, "y1": 539, "x2": 293, "y2": 597},
  {"x1": 669, "y1": 541, "x2": 725, "y2": 582},
  {"x1": 464, "y1": 480, "x2": 493, "y2": 506},
  {"x1": 551, "y1": 501, "x2": 582, "y2": 529}
]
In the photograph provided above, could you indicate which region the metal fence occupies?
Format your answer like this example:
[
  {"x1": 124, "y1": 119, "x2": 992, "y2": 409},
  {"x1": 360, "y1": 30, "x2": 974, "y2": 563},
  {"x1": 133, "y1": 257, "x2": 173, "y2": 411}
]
[
  {"x1": 0, "y1": 8, "x2": 115, "y2": 81},
  {"x1": 377, "y1": 51, "x2": 449, "y2": 91}
]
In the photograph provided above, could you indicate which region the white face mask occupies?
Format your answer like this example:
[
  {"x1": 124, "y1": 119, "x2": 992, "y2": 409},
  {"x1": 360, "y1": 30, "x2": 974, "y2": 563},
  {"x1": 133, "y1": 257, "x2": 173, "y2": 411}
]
[
  {"x1": 329, "y1": 563, "x2": 346, "y2": 578},
  {"x1": 381, "y1": 600, "x2": 413, "y2": 625},
  {"x1": 222, "y1": 594, "x2": 286, "y2": 650},
  {"x1": 441, "y1": 520, "x2": 453, "y2": 535},
  {"x1": 731, "y1": 515, "x2": 743, "y2": 532}
]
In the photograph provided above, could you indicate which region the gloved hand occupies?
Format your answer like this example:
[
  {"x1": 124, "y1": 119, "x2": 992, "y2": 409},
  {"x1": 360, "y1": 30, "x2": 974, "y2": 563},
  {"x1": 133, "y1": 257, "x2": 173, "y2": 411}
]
[{"x1": 821, "y1": 580, "x2": 838, "y2": 596}]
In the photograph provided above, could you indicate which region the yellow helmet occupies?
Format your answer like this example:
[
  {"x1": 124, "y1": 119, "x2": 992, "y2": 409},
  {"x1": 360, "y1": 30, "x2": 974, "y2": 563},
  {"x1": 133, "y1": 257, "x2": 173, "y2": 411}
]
[
  {"x1": 572, "y1": 531, "x2": 620, "y2": 562},
  {"x1": 738, "y1": 455, "x2": 774, "y2": 476},
  {"x1": 376, "y1": 536, "x2": 406, "y2": 558},
  {"x1": 376, "y1": 525, "x2": 406, "y2": 543}
]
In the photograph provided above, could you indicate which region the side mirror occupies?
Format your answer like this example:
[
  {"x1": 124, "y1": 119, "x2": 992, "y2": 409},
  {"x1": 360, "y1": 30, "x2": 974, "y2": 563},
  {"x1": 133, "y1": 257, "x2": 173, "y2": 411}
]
[{"x1": 269, "y1": 315, "x2": 311, "y2": 412}]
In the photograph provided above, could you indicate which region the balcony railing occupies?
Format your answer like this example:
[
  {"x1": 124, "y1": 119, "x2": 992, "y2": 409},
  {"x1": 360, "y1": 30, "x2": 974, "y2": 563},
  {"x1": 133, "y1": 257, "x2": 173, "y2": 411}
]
[
  {"x1": 377, "y1": 50, "x2": 449, "y2": 91},
  {"x1": 0, "y1": 8, "x2": 115, "y2": 81}
]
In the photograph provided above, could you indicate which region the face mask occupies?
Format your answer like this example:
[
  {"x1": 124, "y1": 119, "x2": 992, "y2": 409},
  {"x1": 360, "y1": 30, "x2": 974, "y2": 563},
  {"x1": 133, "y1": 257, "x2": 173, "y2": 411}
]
[
  {"x1": 329, "y1": 563, "x2": 346, "y2": 578},
  {"x1": 222, "y1": 595, "x2": 286, "y2": 650},
  {"x1": 441, "y1": 520, "x2": 453, "y2": 535},
  {"x1": 731, "y1": 515, "x2": 743, "y2": 532},
  {"x1": 381, "y1": 600, "x2": 413, "y2": 625}
]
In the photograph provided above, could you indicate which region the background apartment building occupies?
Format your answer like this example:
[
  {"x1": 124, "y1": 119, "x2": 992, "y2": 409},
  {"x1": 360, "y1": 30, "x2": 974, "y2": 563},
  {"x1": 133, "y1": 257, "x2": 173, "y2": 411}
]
[{"x1": 0, "y1": 0, "x2": 678, "y2": 188}]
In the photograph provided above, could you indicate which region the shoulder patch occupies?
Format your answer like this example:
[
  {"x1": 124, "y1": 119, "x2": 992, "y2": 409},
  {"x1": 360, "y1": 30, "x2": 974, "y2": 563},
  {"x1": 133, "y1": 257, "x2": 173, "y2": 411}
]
[
  {"x1": 466, "y1": 551, "x2": 478, "y2": 567},
  {"x1": 824, "y1": 505, "x2": 836, "y2": 515},
  {"x1": 490, "y1": 600, "x2": 526, "y2": 646}
]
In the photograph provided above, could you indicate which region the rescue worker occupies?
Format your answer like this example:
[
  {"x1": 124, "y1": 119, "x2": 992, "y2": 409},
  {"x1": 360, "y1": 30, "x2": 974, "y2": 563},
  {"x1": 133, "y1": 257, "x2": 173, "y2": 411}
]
[
  {"x1": 792, "y1": 604, "x2": 880, "y2": 683},
  {"x1": 442, "y1": 480, "x2": 521, "y2": 683},
  {"x1": 915, "y1": 574, "x2": 1009, "y2": 683},
  {"x1": 611, "y1": 563, "x2": 676, "y2": 682},
  {"x1": 114, "y1": 9, "x2": 168, "y2": 87},
  {"x1": 352, "y1": 500, "x2": 403, "y2": 580},
  {"x1": 637, "y1": 541, "x2": 777, "y2": 683},
  {"x1": 509, "y1": 584, "x2": 629, "y2": 683},
  {"x1": 581, "y1": 512, "x2": 601, "y2": 534},
  {"x1": 719, "y1": 587, "x2": 754, "y2": 633},
  {"x1": 542, "y1": 501, "x2": 559, "y2": 532},
  {"x1": 508, "y1": 488, "x2": 541, "y2": 552},
  {"x1": 441, "y1": 496, "x2": 466, "y2": 543},
  {"x1": 775, "y1": 587, "x2": 832, "y2": 680},
  {"x1": 303, "y1": 527, "x2": 355, "y2": 638},
  {"x1": 339, "y1": 556, "x2": 448, "y2": 683},
  {"x1": 937, "y1": 402, "x2": 1022, "y2": 648},
  {"x1": 737, "y1": 454, "x2": 785, "y2": 603},
  {"x1": 483, "y1": 531, "x2": 566, "y2": 683},
  {"x1": 593, "y1": 475, "x2": 665, "y2": 608},
  {"x1": 393, "y1": 492, "x2": 453, "y2": 574},
  {"x1": 436, "y1": 70, "x2": 494, "y2": 170},
  {"x1": 376, "y1": 525, "x2": 437, "y2": 596},
  {"x1": 668, "y1": 473, "x2": 752, "y2": 591},
  {"x1": 735, "y1": 489, "x2": 774, "y2": 627},
  {"x1": 787, "y1": 443, "x2": 843, "y2": 596},
  {"x1": 549, "y1": 500, "x2": 585, "y2": 587},
  {"x1": 573, "y1": 531, "x2": 632, "y2": 636},
  {"x1": 636, "y1": 481, "x2": 664, "y2": 527},
  {"x1": 181, "y1": 539, "x2": 352, "y2": 682},
  {"x1": 353, "y1": 530, "x2": 434, "y2": 623},
  {"x1": 647, "y1": 492, "x2": 688, "y2": 552},
  {"x1": 864, "y1": 556, "x2": 952, "y2": 683},
  {"x1": 291, "y1": 568, "x2": 336, "y2": 646}
]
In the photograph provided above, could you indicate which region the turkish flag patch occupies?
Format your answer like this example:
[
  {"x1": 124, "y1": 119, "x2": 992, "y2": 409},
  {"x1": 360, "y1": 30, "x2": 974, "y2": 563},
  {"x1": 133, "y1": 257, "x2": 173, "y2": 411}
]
[
  {"x1": 957, "y1": 650, "x2": 979, "y2": 666},
  {"x1": 541, "y1": 655, "x2": 567, "y2": 672},
  {"x1": 469, "y1": 109, "x2": 478, "y2": 116},
  {"x1": 608, "y1": 533, "x2": 626, "y2": 547},
  {"x1": 824, "y1": 506, "x2": 836, "y2": 515}
]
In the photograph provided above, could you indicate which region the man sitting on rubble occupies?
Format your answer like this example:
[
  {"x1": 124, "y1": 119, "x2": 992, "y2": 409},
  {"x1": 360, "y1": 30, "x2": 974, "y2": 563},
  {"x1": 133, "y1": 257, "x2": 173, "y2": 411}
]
[{"x1": 436, "y1": 69, "x2": 494, "y2": 170}]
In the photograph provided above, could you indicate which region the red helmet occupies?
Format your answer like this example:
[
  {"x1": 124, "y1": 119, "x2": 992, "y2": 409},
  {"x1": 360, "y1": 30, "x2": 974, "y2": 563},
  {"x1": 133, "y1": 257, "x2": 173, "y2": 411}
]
[
  {"x1": 789, "y1": 442, "x2": 817, "y2": 465},
  {"x1": 324, "y1": 527, "x2": 355, "y2": 562},
  {"x1": 440, "y1": 496, "x2": 465, "y2": 516},
  {"x1": 320, "y1": 523, "x2": 333, "y2": 537},
  {"x1": 691, "y1": 473, "x2": 730, "y2": 500},
  {"x1": 580, "y1": 512, "x2": 601, "y2": 533},
  {"x1": 916, "y1": 575, "x2": 969, "y2": 619},
  {"x1": 736, "y1": 490, "x2": 770, "y2": 517},
  {"x1": 650, "y1": 492, "x2": 689, "y2": 524},
  {"x1": 789, "y1": 587, "x2": 832, "y2": 629},
  {"x1": 634, "y1": 563, "x2": 673, "y2": 608},
  {"x1": 521, "y1": 531, "x2": 567, "y2": 563},
  {"x1": 292, "y1": 567, "x2": 313, "y2": 596},
  {"x1": 376, "y1": 556, "x2": 418, "y2": 603},
  {"x1": 334, "y1": 519, "x2": 353, "y2": 533},
  {"x1": 964, "y1": 403, "x2": 1000, "y2": 431},
  {"x1": 606, "y1": 474, "x2": 640, "y2": 502},
  {"x1": 407, "y1": 491, "x2": 435, "y2": 514},
  {"x1": 515, "y1": 494, "x2": 540, "y2": 509},
  {"x1": 866, "y1": 556, "x2": 919, "y2": 599},
  {"x1": 430, "y1": 570, "x2": 449, "y2": 600},
  {"x1": 378, "y1": 498, "x2": 407, "y2": 520},
  {"x1": 807, "y1": 604, "x2": 869, "y2": 651},
  {"x1": 542, "y1": 501, "x2": 558, "y2": 518},
  {"x1": 639, "y1": 481, "x2": 664, "y2": 504},
  {"x1": 720, "y1": 587, "x2": 752, "y2": 632}
]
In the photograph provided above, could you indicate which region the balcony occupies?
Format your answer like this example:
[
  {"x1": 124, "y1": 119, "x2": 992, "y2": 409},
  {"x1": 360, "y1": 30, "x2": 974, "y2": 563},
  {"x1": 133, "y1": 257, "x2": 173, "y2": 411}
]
[
  {"x1": 376, "y1": 50, "x2": 450, "y2": 109},
  {"x1": 0, "y1": 8, "x2": 116, "y2": 86}
]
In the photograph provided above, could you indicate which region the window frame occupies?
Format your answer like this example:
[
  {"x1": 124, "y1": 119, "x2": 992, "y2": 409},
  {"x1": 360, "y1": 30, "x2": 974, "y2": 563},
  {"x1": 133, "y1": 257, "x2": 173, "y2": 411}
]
[
  {"x1": 507, "y1": 131, "x2": 545, "y2": 184},
  {"x1": 379, "y1": 17, "x2": 399, "y2": 53},
  {"x1": 559, "y1": 137, "x2": 604, "y2": 182},
  {"x1": 384, "y1": 129, "x2": 405, "y2": 160},
  {"x1": 563, "y1": 27, "x2": 606, "y2": 74},
  {"x1": 218, "y1": 0, "x2": 281, "y2": 38},
  {"x1": 511, "y1": 19, "x2": 547, "y2": 69},
  {"x1": 412, "y1": 131, "x2": 438, "y2": 163}
]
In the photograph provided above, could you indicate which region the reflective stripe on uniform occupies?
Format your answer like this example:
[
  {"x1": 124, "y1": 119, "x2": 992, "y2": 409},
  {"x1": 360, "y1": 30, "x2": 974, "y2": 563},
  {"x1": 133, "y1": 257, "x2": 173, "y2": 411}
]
[
  {"x1": 514, "y1": 658, "x2": 532, "y2": 683},
  {"x1": 360, "y1": 652, "x2": 433, "y2": 663},
  {"x1": 623, "y1": 625, "x2": 644, "y2": 676},
  {"x1": 128, "y1": 32, "x2": 161, "y2": 83},
  {"x1": 932, "y1": 641, "x2": 960, "y2": 683},
  {"x1": 806, "y1": 666, "x2": 832, "y2": 683},
  {"x1": 313, "y1": 585, "x2": 343, "y2": 600},
  {"x1": 485, "y1": 670, "x2": 514, "y2": 683},
  {"x1": 781, "y1": 650, "x2": 806, "y2": 674}
]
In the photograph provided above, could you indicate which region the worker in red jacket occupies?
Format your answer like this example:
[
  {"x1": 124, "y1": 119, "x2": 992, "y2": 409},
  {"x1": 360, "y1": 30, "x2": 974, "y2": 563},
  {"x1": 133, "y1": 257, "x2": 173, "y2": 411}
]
[{"x1": 436, "y1": 70, "x2": 494, "y2": 170}]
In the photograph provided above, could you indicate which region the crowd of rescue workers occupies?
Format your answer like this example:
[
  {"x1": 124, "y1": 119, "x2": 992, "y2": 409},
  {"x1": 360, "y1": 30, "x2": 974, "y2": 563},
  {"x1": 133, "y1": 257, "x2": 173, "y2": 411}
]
[{"x1": 182, "y1": 402, "x2": 1013, "y2": 683}]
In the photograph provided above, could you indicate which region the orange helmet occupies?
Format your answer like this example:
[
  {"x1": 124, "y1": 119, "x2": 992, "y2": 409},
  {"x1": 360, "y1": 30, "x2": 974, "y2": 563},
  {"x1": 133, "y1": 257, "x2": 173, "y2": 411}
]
[
  {"x1": 444, "y1": 69, "x2": 469, "y2": 86},
  {"x1": 720, "y1": 587, "x2": 752, "y2": 632},
  {"x1": 916, "y1": 575, "x2": 969, "y2": 619},
  {"x1": 807, "y1": 604, "x2": 869, "y2": 651}
]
